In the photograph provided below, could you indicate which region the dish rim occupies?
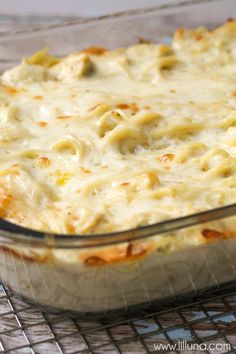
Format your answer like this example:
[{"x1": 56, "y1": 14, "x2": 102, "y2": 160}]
[{"x1": 0, "y1": 203, "x2": 236, "y2": 248}]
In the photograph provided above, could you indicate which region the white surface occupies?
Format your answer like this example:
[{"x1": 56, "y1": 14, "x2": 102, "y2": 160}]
[{"x1": 0, "y1": 0, "x2": 189, "y2": 17}]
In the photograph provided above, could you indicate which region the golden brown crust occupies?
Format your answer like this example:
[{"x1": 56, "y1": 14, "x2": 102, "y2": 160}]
[
  {"x1": 201, "y1": 228, "x2": 229, "y2": 241},
  {"x1": 37, "y1": 121, "x2": 48, "y2": 127},
  {"x1": 82, "y1": 46, "x2": 108, "y2": 56},
  {"x1": 0, "y1": 245, "x2": 53, "y2": 264},
  {"x1": 130, "y1": 102, "x2": 139, "y2": 114},
  {"x1": 138, "y1": 38, "x2": 152, "y2": 44},
  {"x1": 56, "y1": 115, "x2": 71, "y2": 120},
  {"x1": 37, "y1": 157, "x2": 51, "y2": 168},
  {"x1": 0, "y1": 187, "x2": 13, "y2": 218},
  {"x1": 1, "y1": 85, "x2": 24, "y2": 95},
  {"x1": 174, "y1": 28, "x2": 185, "y2": 40},
  {"x1": 81, "y1": 241, "x2": 155, "y2": 266},
  {"x1": 158, "y1": 153, "x2": 175, "y2": 163},
  {"x1": 115, "y1": 103, "x2": 130, "y2": 110}
]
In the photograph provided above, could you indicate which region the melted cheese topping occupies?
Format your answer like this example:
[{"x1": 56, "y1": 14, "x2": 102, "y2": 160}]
[{"x1": 1, "y1": 21, "x2": 236, "y2": 235}]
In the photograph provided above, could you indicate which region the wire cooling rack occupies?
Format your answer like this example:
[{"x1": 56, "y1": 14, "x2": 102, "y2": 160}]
[{"x1": 1, "y1": 283, "x2": 236, "y2": 353}]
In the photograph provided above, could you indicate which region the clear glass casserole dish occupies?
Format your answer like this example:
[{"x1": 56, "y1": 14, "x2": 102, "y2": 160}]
[{"x1": 0, "y1": 0, "x2": 236, "y2": 315}]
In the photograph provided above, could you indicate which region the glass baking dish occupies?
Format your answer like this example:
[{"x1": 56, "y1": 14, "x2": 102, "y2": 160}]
[{"x1": 0, "y1": 0, "x2": 236, "y2": 316}]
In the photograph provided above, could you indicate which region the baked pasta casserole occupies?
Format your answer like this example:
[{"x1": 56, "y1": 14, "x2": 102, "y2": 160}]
[
  {"x1": 1, "y1": 20, "x2": 236, "y2": 241},
  {"x1": 1, "y1": 16, "x2": 236, "y2": 313}
]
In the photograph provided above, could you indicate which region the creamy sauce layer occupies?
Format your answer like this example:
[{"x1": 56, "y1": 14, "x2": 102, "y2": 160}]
[{"x1": 1, "y1": 21, "x2": 236, "y2": 235}]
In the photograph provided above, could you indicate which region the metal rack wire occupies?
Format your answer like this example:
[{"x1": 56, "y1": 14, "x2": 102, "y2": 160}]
[{"x1": 0, "y1": 283, "x2": 236, "y2": 353}]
